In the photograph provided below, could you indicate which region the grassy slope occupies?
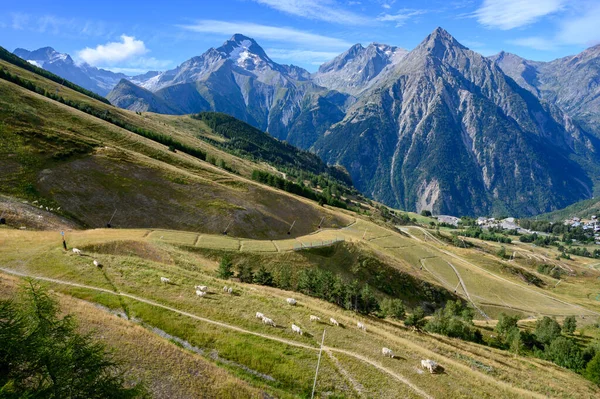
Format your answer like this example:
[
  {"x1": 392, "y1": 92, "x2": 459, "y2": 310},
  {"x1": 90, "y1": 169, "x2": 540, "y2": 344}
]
[
  {"x1": 0, "y1": 274, "x2": 269, "y2": 399},
  {"x1": 0, "y1": 60, "x2": 351, "y2": 238},
  {"x1": 0, "y1": 226, "x2": 598, "y2": 398},
  {"x1": 537, "y1": 197, "x2": 600, "y2": 221},
  {"x1": 2, "y1": 53, "x2": 600, "y2": 398}
]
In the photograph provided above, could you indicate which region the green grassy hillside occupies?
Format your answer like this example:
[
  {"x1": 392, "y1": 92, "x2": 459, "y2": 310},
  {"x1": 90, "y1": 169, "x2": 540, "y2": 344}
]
[
  {"x1": 2, "y1": 47, "x2": 600, "y2": 398},
  {"x1": 0, "y1": 57, "x2": 353, "y2": 238}
]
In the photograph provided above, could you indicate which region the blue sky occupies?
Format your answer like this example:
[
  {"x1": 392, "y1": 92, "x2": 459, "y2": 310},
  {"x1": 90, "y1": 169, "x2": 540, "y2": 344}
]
[{"x1": 1, "y1": 0, "x2": 599, "y2": 74}]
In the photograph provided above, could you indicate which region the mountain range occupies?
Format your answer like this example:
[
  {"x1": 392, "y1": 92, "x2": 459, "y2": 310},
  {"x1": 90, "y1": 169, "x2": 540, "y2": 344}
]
[{"x1": 13, "y1": 28, "x2": 600, "y2": 217}]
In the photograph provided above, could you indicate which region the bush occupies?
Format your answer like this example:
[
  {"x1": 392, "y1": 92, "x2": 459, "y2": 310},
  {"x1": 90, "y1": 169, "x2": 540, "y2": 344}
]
[
  {"x1": 495, "y1": 313, "x2": 519, "y2": 338},
  {"x1": 420, "y1": 210, "x2": 432, "y2": 217},
  {"x1": 380, "y1": 298, "x2": 406, "y2": 319},
  {"x1": 545, "y1": 337, "x2": 585, "y2": 371},
  {"x1": 535, "y1": 316, "x2": 562, "y2": 345},
  {"x1": 585, "y1": 352, "x2": 600, "y2": 386},
  {"x1": 562, "y1": 316, "x2": 577, "y2": 335},
  {"x1": 404, "y1": 307, "x2": 426, "y2": 330},
  {"x1": 0, "y1": 282, "x2": 144, "y2": 398},
  {"x1": 425, "y1": 300, "x2": 482, "y2": 343}
]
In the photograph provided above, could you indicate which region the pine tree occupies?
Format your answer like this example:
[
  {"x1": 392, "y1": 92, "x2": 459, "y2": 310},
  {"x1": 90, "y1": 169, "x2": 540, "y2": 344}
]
[
  {"x1": 217, "y1": 256, "x2": 234, "y2": 279},
  {"x1": 0, "y1": 282, "x2": 144, "y2": 398},
  {"x1": 254, "y1": 265, "x2": 274, "y2": 286}
]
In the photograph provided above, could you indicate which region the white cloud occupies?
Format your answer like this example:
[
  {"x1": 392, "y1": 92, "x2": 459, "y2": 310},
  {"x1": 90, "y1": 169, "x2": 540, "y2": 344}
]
[
  {"x1": 78, "y1": 35, "x2": 148, "y2": 66},
  {"x1": 250, "y1": 0, "x2": 370, "y2": 25},
  {"x1": 556, "y1": 3, "x2": 600, "y2": 46},
  {"x1": 508, "y1": 2, "x2": 600, "y2": 51},
  {"x1": 475, "y1": 0, "x2": 564, "y2": 30},
  {"x1": 178, "y1": 20, "x2": 352, "y2": 49},
  {"x1": 377, "y1": 9, "x2": 427, "y2": 27},
  {"x1": 509, "y1": 36, "x2": 556, "y2": 50},
  {"x1": 5, "y1": 13, "x2": 109, "y2": 37},
  {"x1": 266, "y1": 48, "x2": 341, "y2": 64}
]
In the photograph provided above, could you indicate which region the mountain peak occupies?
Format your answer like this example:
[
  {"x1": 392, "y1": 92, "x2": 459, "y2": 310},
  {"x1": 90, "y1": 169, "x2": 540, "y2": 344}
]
[
  {"x1": 414, "y1": 26, "x2": 466, "y2": 58},
  {"x1": 217, "y1": 33, "x2": 273, "y2": 70}
]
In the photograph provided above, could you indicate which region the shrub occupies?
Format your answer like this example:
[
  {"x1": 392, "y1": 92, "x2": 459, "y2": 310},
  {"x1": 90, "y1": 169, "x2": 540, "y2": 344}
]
[
  {"x1": 404, "y1": 307, "x2": 426, "y2": 330},
  {"x1": 545, "y1": 337, "x2": 585, "y2": 371},
  {"x1": 535, "y1": 316, "x2": 562, "y2": 345},
  {"x1": 562, "y1": 316, "x2": 577, "y2": 335},
  {"x1": 380, "y1": 298, "x2": 406, "y2": 319},
  {"x1": 585, "y1": 352, "x2": 600, "y2": 386}
]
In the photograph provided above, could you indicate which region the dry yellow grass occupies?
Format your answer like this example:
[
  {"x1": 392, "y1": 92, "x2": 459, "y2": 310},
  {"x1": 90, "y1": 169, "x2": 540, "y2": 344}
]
[{"x1": 1, "y1": 226, "x2": 599, "y2": 398}]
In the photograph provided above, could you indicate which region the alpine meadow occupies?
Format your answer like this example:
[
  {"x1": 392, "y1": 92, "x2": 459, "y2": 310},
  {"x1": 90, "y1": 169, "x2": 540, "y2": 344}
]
[{"x1": 2, "y1": 1, "x2": 600, "y2": 398}]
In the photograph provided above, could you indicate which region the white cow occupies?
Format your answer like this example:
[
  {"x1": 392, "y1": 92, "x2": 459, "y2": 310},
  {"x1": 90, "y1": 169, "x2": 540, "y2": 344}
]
[
  {"x1": 291, "y1": 324, "x2": 302, "y2": 335},
  {"x1": 72, "y1": 248, "x2": 82, "y2": 255},
  {"x1": 286, "y1": 298, "x2": 297, "y2": 306},
  {"x1": 421, "y1": 359, "x2": 441, "y2": 374},
  {"x1": 195, "y1": 285, "x2": 208, "y2": 291},
  {"x1": 160, "y1": 277, "x2": 170, "y2": 284},
  {"x1": 357, "y1": 322, "x2": 366, "y2": 331},
  {"x1": 227, "y1": 287, "x2": 233, "y2": 294},
  {"x1": 330, "y1": 317, "x2": 339, "y2": 326},
  {"x1": 309, "y1": 315, "x2": 320, "y2": 322},
  {"x1": 256, "y1": 312, "x2": 265, "y2": 319},
  {"x1": 223, "y1": 286, "x2": 229, "y2": 292},
  {"x1": 382, "y1": 348, "x2": 394, "y2": 358},
  {"x1": 93, "y1": 259, "x2": 101, "y2": 268},
  {"x1": 262, "y1": 317, "x2": 276, "y2": 327},
  {"x1": 196, "y1": 290, "x2": 206, "y2": 297}
]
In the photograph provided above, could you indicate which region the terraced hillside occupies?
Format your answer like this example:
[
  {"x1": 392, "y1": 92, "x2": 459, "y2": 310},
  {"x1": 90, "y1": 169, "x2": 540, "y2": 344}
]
[
  {"x1": 2, "y1": 50, "x2": 600, "y2": 398},
  {"x1": 1, "y1": 222, "x2": 599, "y2": 398}
]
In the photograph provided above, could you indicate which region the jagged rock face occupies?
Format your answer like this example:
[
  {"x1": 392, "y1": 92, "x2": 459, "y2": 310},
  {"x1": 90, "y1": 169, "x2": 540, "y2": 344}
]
[
  {"x1": 108, "y1": 34, "x2": 352, "y2": 146},
  {"x1": 313, "y1": 43, "x2": 408, "y2": 96},
  {"x1": 13, "y1": 47, "x2": 126, "y2": 96},
  {"x1": 491, "y1": 46, "x2": 600, "y2": 137},
  {"x1": 314, "y1": 28, "x2": 598, "y2": 217}
]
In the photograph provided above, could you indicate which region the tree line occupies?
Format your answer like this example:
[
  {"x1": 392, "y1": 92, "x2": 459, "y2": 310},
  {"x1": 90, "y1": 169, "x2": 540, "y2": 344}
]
[{"x1": 251, "y1": 170, "x2": 350, "y2": 210}]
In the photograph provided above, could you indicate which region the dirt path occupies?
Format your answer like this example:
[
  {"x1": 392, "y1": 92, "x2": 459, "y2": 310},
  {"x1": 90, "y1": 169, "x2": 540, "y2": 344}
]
[
  {"x1": 402, "y1": 227, "x2": 600, "y2": 317},
  {"x1": 324, "y1": 349, "x2": 365, "y2": 398},
  {"x1": 0, "y1": 267, "x2": 431, "y2": 399},
  {"x1": 447, "y1": 261, "x2": 490, "y2": 320}
]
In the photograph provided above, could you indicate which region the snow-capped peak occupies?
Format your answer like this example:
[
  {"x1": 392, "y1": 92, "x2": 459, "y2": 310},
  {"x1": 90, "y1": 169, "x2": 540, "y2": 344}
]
[{"x1": 217, "y1": 34, "x2": 274, "y2": 71}]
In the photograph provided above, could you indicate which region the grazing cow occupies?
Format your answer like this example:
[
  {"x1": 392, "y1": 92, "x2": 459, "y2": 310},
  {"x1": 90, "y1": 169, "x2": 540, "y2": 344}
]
[
  {"x1": 382, "y1": 348, "x2": 394, "y2": 358},
  {"x1": 72, "y1": 248, "x2": 82, "y2": 255},
  {"x1": 195, "y1": 285, "x2": 208, "y2": 292},
  {"x1": 286, "y1": 298, "x2": 297, "y2": 306},
  {"x1": 309, "y1": 315, "x2": 320, "y2": 322},
  {"x1": 223, "y1": 286, "x2": 229, "y2": 292},
  {"x1": 160, "y1": 277, "x2": 170, "y2": 284},
  {"x1": 421, "y1": 359, "x2": 442, "y2": 373},
  {"x1": 357, "y1": 322, "x2": 366, "y2": 331},
  {"x1": 93, "y1": 259, "x2": 102, "y2": 268},
  {"x1": 256, "y1": 312, "x2": 264, "y2": 319},
  {"x1": 330, "y1": 318, "x2": 339, "y2": 326},
  {"x1": 262, "y1": 317, "x2": 276, "y2": 327},
  {"x1": 291, "y1": 324, "x2": 302, "y2": 335},
  {"x1": 196, "y1": 290, "x2": 206, "y2": 297},
  {"x1": 227, "y1": 287, "x2": 233, "y2": 294}
]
